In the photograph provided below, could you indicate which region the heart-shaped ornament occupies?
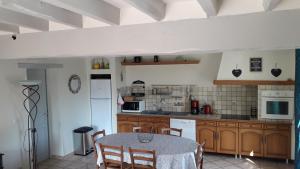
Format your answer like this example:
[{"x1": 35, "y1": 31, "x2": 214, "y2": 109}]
[
  {"x1": 271, "y1": 68, "x2": 282, "y2": 77},
  {"x1": 232, "y1": 69, "x2": 242, "y2": 78}
]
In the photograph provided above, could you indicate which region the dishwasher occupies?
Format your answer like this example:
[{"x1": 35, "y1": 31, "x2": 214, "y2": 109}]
[{"x1": 170, "y1": 118, "x2": 196, "y2": 141}]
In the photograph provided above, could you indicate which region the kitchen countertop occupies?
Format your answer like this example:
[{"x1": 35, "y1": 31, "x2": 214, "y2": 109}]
[{"x1": 117, "y1": 112, "x2": 293, "y2": 124}]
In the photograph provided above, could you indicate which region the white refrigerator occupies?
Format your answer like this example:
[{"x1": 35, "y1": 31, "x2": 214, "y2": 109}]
[{"x1": 90, "y1": 74, "x2": 112, "y2": 134}]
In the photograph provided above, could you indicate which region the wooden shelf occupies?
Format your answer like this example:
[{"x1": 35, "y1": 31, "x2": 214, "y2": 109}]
[
  {"x1": 121, "y1": 60, "x2": 200, "y2": 66},
  {"x1": 213, "y1": 80, "x2": 295, "y2": 86}
]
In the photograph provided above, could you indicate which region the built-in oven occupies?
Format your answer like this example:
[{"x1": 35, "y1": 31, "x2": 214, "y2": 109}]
[{"x1": 261, "y1": 90, "x2": 294, "y2": 120}]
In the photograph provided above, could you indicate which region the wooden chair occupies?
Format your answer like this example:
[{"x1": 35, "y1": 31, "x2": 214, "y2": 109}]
[
  {"x1": 91, "y1": 130, "x2": 106, "y2": 158},
  {"x1": 99, "y1": 143, "x2": 129, "y2": 169},
  {"x1": 161, "y1": 128, "x2": 182, "y2": 137},
  {"x1": 129, "y1": 147, "x2": 156, "y2": 169},
  {"x1": 133, "y1": 126, "x2": 154, "y2": 133},
  {"x1": 195, "y1": 141, "x2": 205, "y2": 169}
]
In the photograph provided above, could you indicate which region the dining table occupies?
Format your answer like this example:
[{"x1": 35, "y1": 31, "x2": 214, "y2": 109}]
[{"x1": 96, "y1": 133, "x2": 198, "y2": 169}]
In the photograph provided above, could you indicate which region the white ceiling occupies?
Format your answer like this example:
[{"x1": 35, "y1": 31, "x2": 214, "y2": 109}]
[{"x1": 0, "y1": 0, "x2": 299, "y2": 35}]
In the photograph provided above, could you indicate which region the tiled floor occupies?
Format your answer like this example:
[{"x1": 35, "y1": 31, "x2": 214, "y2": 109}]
[{"x1": 39, "y1": 153, "x2": 294, "y2": 169}]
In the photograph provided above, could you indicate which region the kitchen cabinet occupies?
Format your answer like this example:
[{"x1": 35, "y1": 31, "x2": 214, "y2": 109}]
[
  {"x1": 238, "y1": 122, "x2": 291, "y2": 160},
  {"x1": 118, "y1": 121, "x2": 139, "y2": 133},
  {"x1": 264, "y1": 129, "x2": 291, "y2": 159},
  {"x1": 117, "y1": 114, "x2": 170, "y2": 134},
  {"x1": 197, "y1": 121, "x2": 238, "y2": 155},
  {"x1": 197, "y1": 126, "x2": 217, "y2": 152},
  {"x1": 239, "y1": 129, "x2": 264, "y2": 157},
  {"x1": 217, "y1": 124, "x2": 238, "y2": 156},
  {"x1": 196, "y1": 120, "x2": 217, "y2": 152},
  {"x1": 118, "y1": 114, "x2": 291, "y2": 160},
  {"x1": 117, "y1": 115, "x2": 139, "y2": 133}
]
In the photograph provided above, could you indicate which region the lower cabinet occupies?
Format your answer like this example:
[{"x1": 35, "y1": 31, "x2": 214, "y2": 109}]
[
  {"x1": 217, "y1": 127, "x2": 238, "y2": 155},
  {"x1": 239, "y1": 129, "x2": 264, "y2": 157},
  {"x1": 117, "y1": 121, "x2": 139, "y2": 133},
  {"x1": 197, "y1": 121, "x2": 238, "y2": 155},
  {"x1": 264, "y1": 130, "x2": 291, "y2": 159},
  {"x1": 117, "y1": 114, "x2": 170, "y2": 134},
  {"x1": 197, "y1": 126, "x2": 217, "y2": 152}
]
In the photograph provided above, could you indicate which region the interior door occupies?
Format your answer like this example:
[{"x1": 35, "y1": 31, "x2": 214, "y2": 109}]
[{"x1": 26, "y1": 69, "x2": 50, "y2": 163}]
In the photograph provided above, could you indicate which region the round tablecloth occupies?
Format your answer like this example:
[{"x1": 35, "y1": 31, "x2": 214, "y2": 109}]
[{"x1": 96, "y1": 133, "x2": 198, "y2": 169}]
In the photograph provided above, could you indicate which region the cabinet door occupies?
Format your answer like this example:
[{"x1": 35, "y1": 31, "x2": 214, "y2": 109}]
[
  {"x1": 239, "y1": 129, "x2": 264, "y2": 157},
  {"x1": 117, "y1": 121, "x2": 138, "y2": 133},
  {"x1": 197, "y1": 126, "x2": 217, "y2": 152},
  {"x1": 139, "y1": 122, "x2": 155, "y2": 133},
  {"x1": 217, "y1": 127, "x2": 238, "y2": 155},
  {"x1": 264, "y1": 130, "x2": 290, "y2": 159},
  {"x1": 155, "y1": 122, "x2": 170, "y2": 134}
]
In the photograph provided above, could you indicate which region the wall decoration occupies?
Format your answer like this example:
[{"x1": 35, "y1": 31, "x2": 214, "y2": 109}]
[
  {"x1": 68, "y1": 74, "x2": 81, "y2": 94},
  {"x1": 271, "y1": 63, "x2": 282, "y2": 77},
  {"x1": 250, "y1": 57, "x2": 262, "y2": 72},
  {"x1": 232, "y1": 64, "x2": 242, "y2": 78}
]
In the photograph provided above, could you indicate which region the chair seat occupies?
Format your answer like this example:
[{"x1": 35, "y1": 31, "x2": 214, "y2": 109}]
[
  {"x1": 105, "y1": 162, "x2": 131, "y2": 169},
  {"x1": 131, "y1": 164, "x2": 155, "y2": 169}
]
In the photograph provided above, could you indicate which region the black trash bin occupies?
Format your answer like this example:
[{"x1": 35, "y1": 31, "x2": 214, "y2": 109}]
[{"x1": 73, "y1": 127, "x2": 93, "y2": 156}]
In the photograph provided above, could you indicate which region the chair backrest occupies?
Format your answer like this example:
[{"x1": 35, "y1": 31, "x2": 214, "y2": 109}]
[
  {"x1": 99, "y1": 143, "x2": 125, "y2": 169},
  {"x1": 129, "y1": 147, "x2": 156, "y2": 169},
  {"x1": 91, "y1": 130, "x2": 106, "y2": 159},
  {"x1": 133, "y1": 126, "x2": 154, "y2": 133},
  {"x1": 161, "y1": 128, "x2": 182, "y2": 137},
  {"x1": 195, "y1": 141, "x2": 205, "y2": 169}
]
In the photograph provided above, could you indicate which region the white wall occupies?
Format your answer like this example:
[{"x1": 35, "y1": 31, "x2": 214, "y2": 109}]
[
  {"x1": 46, "y1": 58, "x2": 91, "y2": 156},
  {"x1": 217, "y1": 50, "x2": 295, "y2": 80},
  {"x1": 0, "y1": 60, "x2": 28, "y2": 169},
  {"x1": 125, "y1": 54, "x2": 222, "y2": 86}
]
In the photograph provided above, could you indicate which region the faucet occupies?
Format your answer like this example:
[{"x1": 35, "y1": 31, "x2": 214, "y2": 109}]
[{"x1": 153, "y1": 98, "x2": 166, "y2": 111}]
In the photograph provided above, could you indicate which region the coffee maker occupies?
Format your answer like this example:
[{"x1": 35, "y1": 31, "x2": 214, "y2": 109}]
[{"x1": 191, "y1": 100, "x2": 199, "y2": 115}]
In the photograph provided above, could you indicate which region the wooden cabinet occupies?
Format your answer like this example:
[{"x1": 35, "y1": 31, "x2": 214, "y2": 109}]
[
  {"x1": 197, "y1": 126, "x2": 217, "y2": 152},
  {"x1": 217, "y1": 126, "x2": 238, "y2": 155},
  {"x1": 118, "y1": 121, "x2": 139, "y2": 133},
  {"x1": 264, "y1": 130, "x2": 291, "y2": 159},
  {"x1": 117, "y1": 115, "x2": 139, "y2": 133},
  {"x1": 239, "y1": 128, "x2": 264, "y2": 157},
  {"x1": 238, "y1": 122, "x2": 291, "y2": 159},
  {"x1": 197, "y1": 121, "x2": 238, "y2": 155},
  {"x1": 117, "y1": 114, "x2": 170, "y2": 134}
]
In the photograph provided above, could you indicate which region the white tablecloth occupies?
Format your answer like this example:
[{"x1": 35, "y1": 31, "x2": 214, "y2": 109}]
[{"x1": 96, "y1": 133, "x2": 198, "y2": 169}]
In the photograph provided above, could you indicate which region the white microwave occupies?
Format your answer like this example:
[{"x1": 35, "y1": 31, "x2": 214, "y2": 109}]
[
  {"x1": 261, "y1": 90, "x2": 294, "y2": 120},
  {"x1": 122, "y1": 101, "x2": 145, "y2": 113}
]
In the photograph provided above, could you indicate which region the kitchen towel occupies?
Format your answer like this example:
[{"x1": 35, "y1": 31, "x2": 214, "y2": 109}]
[{"x1": 117, "y1": 93, "x2": 124, "y2": 105}]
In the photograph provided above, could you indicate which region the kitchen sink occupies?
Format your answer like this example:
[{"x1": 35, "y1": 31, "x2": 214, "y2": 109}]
[
  {"x1": 141, "y1": 110, "x2": 189, "y2": 116},
  {"x1": 142, "y1": 110, "x2": 171, "y2": 115}
]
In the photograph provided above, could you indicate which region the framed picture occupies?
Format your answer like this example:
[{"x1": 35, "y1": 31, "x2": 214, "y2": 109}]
[{"x1": 250, "y1": 57, "x2": 262, "y2": 72}]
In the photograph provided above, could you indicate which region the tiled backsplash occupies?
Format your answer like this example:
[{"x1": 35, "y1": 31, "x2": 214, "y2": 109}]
[{"x1": 121, "y1": 85, "x2": 258, "y2": 115}]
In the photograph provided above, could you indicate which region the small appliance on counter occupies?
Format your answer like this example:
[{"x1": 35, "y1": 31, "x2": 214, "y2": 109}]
[
  {"x1": 191, "y1": 99, "x2": 199, "y2": 115},
  {"x1": 203, "y1": 104, "x2": 212, "y2": 114},
  {"x1": 122, "y1": 101, "x2": 145, "y2": 113}
]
